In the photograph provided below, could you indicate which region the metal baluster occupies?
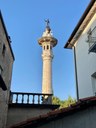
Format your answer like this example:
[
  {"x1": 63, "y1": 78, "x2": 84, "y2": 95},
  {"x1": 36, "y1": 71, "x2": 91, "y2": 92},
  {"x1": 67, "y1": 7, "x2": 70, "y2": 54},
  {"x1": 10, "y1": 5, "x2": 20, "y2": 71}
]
[
  {"x1": 27, "y1": 94, "x2": 29, "y2": 104},
  {"x1": 38, "y1": 95, "x2": 40, "y2": 104},
  {"x1": 16, "y1": 94, "x2": 18, "y2": 103},
  {"x1": 22, "y1": 94, "x2": 24, "y2": 104},
  {"x1": 44, "y1": 95, "x2": 45, "y2": 101},
  {"x1": 33, "y1": 95, "x2": 35, "y2": 104},
  {"x1": 42, "y1": 94, "x2": 45, "y2": 104}
]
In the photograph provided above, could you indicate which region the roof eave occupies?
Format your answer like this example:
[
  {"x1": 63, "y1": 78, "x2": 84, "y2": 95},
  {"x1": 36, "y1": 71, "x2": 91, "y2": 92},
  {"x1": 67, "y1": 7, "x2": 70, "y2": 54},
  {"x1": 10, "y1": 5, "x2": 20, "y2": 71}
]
[
  {"x1": 64, "y1": 0, "x2": 96, "y2": 49},
  {"x1": 0, "y1": 11, "x2": 15, "y2": 60}
]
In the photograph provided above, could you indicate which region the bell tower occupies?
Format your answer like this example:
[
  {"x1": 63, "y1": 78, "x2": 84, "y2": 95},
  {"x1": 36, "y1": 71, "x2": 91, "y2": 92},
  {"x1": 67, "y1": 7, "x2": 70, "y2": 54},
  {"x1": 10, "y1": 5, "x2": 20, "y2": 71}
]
[{"x1": 38, "y1": 20, "x2": 58, "y2": 95}]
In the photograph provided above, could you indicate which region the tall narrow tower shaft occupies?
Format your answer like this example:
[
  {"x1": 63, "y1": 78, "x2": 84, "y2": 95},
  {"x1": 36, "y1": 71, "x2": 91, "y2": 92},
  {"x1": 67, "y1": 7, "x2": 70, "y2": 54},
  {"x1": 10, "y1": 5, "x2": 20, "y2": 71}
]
[
  {"x1": 38, "y1": 21, "x2": 57, "y2": 95},
  {"x1": 42, "y1": 39, "x2": 53, "y2": 94}
]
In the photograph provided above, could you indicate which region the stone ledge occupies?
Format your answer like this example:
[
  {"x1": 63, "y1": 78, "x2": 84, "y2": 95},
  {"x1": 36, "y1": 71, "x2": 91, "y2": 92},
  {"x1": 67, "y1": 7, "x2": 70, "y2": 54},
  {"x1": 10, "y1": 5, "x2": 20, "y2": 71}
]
[{"x1": 9, "y1": 103, "x2": 60, "y2": 110}]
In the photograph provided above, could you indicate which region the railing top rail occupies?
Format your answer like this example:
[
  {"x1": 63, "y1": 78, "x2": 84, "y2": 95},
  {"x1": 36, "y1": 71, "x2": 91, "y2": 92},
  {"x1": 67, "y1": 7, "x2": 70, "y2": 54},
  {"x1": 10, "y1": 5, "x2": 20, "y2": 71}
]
[{"x1": 10, "y1": 91, "x2": 53, "y2": 96}]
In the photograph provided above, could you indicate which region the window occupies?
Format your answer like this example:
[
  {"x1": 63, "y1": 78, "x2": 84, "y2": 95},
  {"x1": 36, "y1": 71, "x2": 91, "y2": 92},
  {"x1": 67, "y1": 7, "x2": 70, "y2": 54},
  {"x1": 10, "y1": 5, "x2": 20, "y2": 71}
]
[
  {"x1": 2, "y1": 44, "x2": 6, "y2": 56},
  {"x1": 0, "y1": 66, "x2": 7, "y2": 90},
  {"x1": 44, "y1": 46, "x2": 45, "y2": 50},
  {"x1": 47, "y1": 45, "x2": 49, "y2": 50},
  {"x1": 87, "y1": 27, "x2": 96, "y2": 53}
]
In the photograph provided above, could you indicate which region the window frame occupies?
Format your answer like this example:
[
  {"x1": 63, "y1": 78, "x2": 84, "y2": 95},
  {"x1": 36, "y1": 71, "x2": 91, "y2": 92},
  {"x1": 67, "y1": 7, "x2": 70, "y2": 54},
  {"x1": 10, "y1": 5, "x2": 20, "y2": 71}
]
[{"x1": 87, "y1": 26, "x2": 96, "y2": 53}]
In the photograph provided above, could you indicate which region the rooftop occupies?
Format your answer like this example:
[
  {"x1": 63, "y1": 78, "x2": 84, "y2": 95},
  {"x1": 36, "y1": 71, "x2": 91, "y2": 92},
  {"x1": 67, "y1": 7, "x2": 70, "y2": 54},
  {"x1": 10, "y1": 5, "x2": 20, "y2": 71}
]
[{"x1": 11, "y1": 96, "x2": 96, "y2": 128}]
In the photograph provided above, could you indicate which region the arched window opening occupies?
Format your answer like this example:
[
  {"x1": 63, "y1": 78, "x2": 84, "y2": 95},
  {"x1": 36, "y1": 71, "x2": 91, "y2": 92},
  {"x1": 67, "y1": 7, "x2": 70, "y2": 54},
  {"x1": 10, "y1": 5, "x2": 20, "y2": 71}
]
[
  {"x1": 44, "y1": 46, "x2": 45, "y2": 50},
  {"x1": 47, "y1": 45, "x2": 49, "y2": 50}
]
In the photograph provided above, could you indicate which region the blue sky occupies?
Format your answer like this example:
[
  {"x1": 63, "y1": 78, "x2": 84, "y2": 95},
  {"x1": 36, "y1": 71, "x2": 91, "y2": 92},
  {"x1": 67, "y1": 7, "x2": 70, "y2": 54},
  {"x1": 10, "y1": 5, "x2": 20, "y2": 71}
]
[{"x1": 0, "y1": 0, "x2": 90, "y2": 100}]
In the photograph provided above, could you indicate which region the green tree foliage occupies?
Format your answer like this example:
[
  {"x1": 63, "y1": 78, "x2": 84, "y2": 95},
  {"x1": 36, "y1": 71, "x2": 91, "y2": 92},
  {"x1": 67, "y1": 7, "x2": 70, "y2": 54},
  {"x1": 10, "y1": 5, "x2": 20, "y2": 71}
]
[{"x1": 52, "y1": 96, "x2": 76, "y2": 108}]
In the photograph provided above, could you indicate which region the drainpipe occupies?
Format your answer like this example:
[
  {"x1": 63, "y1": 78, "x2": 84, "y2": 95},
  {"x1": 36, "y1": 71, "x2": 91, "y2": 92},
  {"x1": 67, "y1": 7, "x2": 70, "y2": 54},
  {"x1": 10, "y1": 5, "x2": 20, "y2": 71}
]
[{"x1": 73, "y1": 46, "x2": 79, "y2": 101}]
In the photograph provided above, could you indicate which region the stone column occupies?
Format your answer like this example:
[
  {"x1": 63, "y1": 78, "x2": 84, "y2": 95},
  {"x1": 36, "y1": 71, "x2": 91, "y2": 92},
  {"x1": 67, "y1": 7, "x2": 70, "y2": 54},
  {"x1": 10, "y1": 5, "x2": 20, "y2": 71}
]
[{"x1": 42, "y1": 48, "x2": 53, "y2": 94}]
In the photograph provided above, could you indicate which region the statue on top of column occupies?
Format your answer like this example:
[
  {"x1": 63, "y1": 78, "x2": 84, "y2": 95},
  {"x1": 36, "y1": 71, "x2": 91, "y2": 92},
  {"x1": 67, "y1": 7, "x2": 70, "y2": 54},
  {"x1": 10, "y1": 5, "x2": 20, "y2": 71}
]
[{"x1": 42, "y1": 19, "x2": 53, "y2": 37}]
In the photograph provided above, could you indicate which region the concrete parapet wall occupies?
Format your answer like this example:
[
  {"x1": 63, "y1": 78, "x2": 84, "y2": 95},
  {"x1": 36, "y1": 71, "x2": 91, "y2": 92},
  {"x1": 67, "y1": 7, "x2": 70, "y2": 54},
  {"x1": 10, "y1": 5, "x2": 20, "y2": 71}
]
[{"x1": 7, "y1": 104, "x2": 58, "y2": 128}]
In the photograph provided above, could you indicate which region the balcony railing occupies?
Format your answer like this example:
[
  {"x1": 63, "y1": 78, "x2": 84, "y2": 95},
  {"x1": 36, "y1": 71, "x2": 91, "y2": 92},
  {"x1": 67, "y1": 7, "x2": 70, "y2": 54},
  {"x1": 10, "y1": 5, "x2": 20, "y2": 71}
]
[
  {"x1": 87, "y1": 26, "x2": 96, "y2": 53},
  {"x1": 87, "y1": 37, "x2": 96, "y2": 53},
  {"x1": 9, "y1": 92, "x2": 53, "y2": 105}
]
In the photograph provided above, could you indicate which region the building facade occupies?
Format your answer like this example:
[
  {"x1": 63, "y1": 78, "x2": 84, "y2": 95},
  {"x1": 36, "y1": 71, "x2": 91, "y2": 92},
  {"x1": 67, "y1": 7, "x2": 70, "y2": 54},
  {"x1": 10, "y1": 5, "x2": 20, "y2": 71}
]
[
  {"x1": 0, "y1": 12, "x2": 14, "y2": 128},
  {"x1": 11, "y1": 97, "x2": 96, "y2": 128},
  {"x1": 65, "y1": 0, "x2": 96, "y2": 100}
]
